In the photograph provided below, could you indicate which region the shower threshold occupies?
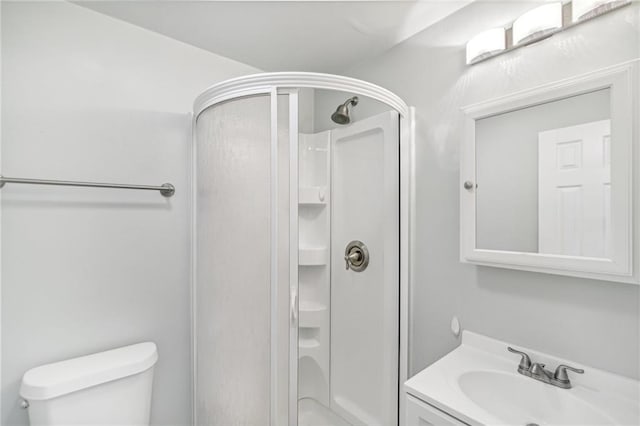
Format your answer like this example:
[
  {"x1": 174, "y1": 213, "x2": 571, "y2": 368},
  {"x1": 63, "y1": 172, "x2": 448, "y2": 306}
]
[{"x1": 298, "y1": 397, "x2": 351, "y2": 426}]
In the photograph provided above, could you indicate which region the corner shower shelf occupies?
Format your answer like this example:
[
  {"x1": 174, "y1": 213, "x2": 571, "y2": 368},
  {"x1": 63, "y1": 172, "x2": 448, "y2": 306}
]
[
  {"x1": 299, "y1": 302, "x2": 327, "y2": 328},
  {"x1": 299, "y1": 186, "x2": 327, "y2": 206},
  {"x1": 299, "y1": 247, "x2": 328, "y2": 266},
  {"x1": 299, "y1": 338, "x2": 322, "y2": 359},
  {"x1": 299, "y1": 338, "x2": 321, "y2": 350}
]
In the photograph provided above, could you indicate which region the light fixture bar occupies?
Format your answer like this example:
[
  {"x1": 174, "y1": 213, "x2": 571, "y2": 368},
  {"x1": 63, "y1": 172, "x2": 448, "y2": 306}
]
[
  {"x1": 466, "y1": 28, "x2": 506, "y2": 65},
  {"x1": 512, "y1": 3, "x2": 563, "y2": 46},
  {"x1": 465, "y1": 0, "x2": 631, "y2": 66},
  {"x1": 572, "y1": 0, "x2": 630, "y2": 22}
]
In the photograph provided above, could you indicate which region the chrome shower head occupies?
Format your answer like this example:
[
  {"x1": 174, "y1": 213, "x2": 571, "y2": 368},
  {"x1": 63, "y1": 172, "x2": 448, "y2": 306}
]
[{"x1": 331, "y1": 96, "x2": 359, "y2": 125}]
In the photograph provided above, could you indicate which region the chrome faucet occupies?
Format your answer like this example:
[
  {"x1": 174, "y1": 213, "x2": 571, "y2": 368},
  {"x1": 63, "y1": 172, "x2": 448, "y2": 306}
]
[{"x1": 507, "y1": 347, "x2": 584, "y2": 389}]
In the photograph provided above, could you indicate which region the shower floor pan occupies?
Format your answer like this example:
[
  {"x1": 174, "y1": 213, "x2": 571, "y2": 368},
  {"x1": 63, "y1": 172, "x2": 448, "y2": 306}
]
[{"x1": 298, "y1": 398, "x2": 351, "y2": 426}]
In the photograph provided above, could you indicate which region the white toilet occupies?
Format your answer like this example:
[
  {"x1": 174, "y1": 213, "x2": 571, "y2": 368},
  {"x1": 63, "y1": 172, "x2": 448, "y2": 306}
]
[{"x1": 19, "y1": 342, "x2": 158, "y2": 425}]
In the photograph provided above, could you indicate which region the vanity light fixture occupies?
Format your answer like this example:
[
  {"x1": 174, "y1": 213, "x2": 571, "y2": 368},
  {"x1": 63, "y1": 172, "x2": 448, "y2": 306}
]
[
  {"x1": 466, "y1": 28, "x2": 506, "y2": 65},
  {"x1": 465, "y1": 0, "x2": 630, "y2": 65},
  {"x1": 572, "y1": 0, "x2": 631, "y2": 22},
  {"x1": 512, "y1": 2, "x2": 563, "y2": 45}
]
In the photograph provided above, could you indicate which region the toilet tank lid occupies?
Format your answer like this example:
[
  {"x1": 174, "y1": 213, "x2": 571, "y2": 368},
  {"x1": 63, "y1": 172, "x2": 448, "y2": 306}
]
[{"x1": 19, "y1": 342, "x2": 158, "y2": 401}]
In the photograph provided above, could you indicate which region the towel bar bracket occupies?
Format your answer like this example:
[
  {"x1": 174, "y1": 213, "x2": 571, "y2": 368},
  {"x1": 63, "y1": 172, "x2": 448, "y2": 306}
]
[{"x1": 159, "y1": 183, "x2": 175, "y2": 197}]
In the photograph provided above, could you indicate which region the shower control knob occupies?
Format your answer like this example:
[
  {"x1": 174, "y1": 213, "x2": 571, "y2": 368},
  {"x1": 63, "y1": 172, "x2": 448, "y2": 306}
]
[
  {"x1": 344, "y1": 240, "x2": 369, "y2": 272},
  {"x1": 345, "y1": 251, "x2": 362, "y2": 269}
]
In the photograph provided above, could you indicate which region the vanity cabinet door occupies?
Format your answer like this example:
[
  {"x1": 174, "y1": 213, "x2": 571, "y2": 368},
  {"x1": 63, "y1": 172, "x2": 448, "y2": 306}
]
[{"x1": 406, "y1": 394, "x2": 468, "y2": 426}]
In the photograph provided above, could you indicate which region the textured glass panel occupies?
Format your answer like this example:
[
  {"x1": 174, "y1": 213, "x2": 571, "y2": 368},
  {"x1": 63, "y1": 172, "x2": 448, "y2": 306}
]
[{"x1": 195, "y1": 95, "x2": 271, "y2": 425}]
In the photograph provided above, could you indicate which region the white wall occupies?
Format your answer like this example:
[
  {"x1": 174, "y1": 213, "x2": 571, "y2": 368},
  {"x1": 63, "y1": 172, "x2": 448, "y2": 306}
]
[
  {"x1": 339, "y1": 3, "x2": 640, "y2": 379},
  {"x1": 1, "y1": 2, "x2": 259, "y2": 425}
]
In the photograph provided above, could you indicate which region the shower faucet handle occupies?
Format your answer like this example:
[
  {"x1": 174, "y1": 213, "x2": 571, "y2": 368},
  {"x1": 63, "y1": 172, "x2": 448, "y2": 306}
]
[
  {"x1": 344, "y1": 251, "x2": 362, "y2": 270},
  {"x1": 344, "y1": 240, "x2": 369, "y2": 272}
]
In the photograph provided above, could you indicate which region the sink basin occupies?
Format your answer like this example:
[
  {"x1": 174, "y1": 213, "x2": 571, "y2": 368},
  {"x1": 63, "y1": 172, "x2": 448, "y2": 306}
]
[
  {"x1": 405, "y1": 331, "x2": 640, "y2": 426},
  {"x1": 458, "y1": 370, "x2": 616, "y2": 425}
]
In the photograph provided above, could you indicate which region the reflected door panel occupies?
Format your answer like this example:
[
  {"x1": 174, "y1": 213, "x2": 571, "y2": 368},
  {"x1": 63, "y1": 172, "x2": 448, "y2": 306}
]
[{"x1": 538, "y1": 119, "x2": 611, "y2": 258}]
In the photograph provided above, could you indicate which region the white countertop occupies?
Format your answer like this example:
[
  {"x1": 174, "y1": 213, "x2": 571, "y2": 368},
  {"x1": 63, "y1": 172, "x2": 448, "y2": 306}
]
[{"x1": 405, "y1": 331, "x2": 640, "y2": 426}]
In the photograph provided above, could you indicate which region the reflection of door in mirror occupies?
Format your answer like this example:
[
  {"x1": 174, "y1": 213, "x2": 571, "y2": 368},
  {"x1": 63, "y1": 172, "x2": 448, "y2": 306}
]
[
  {"x1": 475, "y1": 88, "x2": 611, "y2": 255},
  {"x1": 538, "y1": 120, "x2": 611, "y2": 258}
]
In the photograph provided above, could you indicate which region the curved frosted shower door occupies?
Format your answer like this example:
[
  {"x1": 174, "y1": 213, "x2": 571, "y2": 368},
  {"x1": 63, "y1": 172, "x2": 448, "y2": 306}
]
[
  {"x1": 195, "y1": 93, "x2": 294, "y2": 425},
  {"x1": 195, "y1": 95, "x2": 271, "y2": 424}
]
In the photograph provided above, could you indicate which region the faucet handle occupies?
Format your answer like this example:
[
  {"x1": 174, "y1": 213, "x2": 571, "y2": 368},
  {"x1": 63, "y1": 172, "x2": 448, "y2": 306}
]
[
  {"x1": 554, "y1": 364, "x2": 584, "y2": 383},
  {"x1": 507, "y1": 347, "x2": 532, "y2": 372}
]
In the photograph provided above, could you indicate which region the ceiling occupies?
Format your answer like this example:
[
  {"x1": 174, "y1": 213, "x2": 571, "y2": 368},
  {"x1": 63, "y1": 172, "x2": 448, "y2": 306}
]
[{"x1": 76, "y1": 1, "x2": 473, "y2": 73}]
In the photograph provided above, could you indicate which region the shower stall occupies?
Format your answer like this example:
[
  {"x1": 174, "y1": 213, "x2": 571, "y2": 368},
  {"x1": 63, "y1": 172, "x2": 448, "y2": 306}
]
[{"x1": 192, "y1": 73, "x2": 413, "y2": 426}]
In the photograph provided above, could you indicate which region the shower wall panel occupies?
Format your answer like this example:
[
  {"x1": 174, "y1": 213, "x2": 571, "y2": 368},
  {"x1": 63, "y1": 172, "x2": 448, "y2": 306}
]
[
  {"x1": 330, "y1": 111, "x2": 400, "y2": 426},
  {"x1": 297, "y1": 130, "x2": 331, "y2": 407}
]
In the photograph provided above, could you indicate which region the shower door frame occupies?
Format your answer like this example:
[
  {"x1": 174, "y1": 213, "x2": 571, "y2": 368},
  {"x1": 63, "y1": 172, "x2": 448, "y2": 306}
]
[{"x1": 192, "y1": 72, "x2": 414, "y2": 426}]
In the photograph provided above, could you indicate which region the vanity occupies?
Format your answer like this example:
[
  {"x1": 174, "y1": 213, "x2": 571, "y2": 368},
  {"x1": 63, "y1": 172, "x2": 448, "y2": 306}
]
[
  {"x1": 420, "y1": 61, "x2": 640, "y2": 424},
  {"x1": 404, "y1": 331, "x2": 640, "y2": 425}
]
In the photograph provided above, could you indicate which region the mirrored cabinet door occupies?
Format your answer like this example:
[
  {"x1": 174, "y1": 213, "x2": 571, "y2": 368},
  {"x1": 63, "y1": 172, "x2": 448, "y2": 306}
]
[{"x1": 460, "y1": 62, "x2": 638, "y2": 284}]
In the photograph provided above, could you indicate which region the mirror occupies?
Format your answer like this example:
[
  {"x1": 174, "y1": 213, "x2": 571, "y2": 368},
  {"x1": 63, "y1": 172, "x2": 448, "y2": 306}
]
[
  {"x1": 476, "y1": 89, "x2": 611, "y2": 258},
  {"x1": 460, "y1": 63, "x2": 637, "y2": 284}
]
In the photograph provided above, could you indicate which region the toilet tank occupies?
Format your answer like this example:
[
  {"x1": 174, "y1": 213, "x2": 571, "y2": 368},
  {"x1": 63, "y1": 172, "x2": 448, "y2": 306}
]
[{"x1": 20, "y1": 342, "x2": 158, "y2": 426}]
